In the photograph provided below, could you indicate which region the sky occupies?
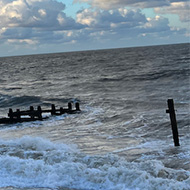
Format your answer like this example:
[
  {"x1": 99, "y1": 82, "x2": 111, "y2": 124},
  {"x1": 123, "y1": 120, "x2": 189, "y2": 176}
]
[{"x1": 0, "y1": 0, "x2": 189, "y2": 57}]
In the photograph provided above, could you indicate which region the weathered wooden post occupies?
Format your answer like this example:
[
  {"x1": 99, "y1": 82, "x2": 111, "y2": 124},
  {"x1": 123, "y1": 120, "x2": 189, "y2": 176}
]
[
  {"x1": 16, "y1": 109, "x2": 21, "y2": 121},
  {"x1": 51, "y1": 104, "x2": 56, "y2": 115},
  {"x1": 166, "y1": 99, "x2": 180, "y2": 146},
  {"x1": 8, "y1": 108, "x2": 13, "y2": 120},
  {"x1": 60, "y1": 107, "x2": 64, "y2": 114},
  {"x1": 30, "y1": 106, "x2": 34, "y2": 119},
  {"x1": 68, "y1": 102, "x2": 72, "y2": 110},
  {"x1": 75, "y1": 102, "x2": 80, "y2": 111},
  {"x1": 37, "y1": 106, "x2": 42, "y2": 119}
]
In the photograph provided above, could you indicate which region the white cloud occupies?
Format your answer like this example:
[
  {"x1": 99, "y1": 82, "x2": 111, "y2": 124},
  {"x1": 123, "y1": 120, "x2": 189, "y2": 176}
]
[
  {"x1": 8, "y1": 39, "x2": 38, "y2": 45},
  {"x1": 155, "y1": 2, "x2": 190, "y2": 22},
  {"x1": 74, "y1": 0, "x2": 190, "y2": 24},
  {"x1": 0, "y1": 0, "x2": 85, "y2": 47},
  {"x1": 143, "y1": 15, "x2": 170, "y2": 32},
  {"x1": 0, "y1": 5, "x2": 187, "y2": 47},
  {"x1": 73, "y1": 0, "x2": 190, "y2": 31},
  {"x1": 0, "y1": 0, "x2": 189, "y2": 56},
  {"x1": 74, "y1": 8, "x2": 186, "y2": 46},
  {"x1": 0, "y1": 0, "x2": 81, "y2": 29},
  {"x1": 38, "y1": 9, "x2": 47, "y2": 17}
]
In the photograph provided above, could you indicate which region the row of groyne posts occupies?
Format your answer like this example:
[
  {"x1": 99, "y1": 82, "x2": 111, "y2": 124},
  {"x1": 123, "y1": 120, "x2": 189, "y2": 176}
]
[
  {"x1": 0, "y1": 102, "x2": 81, "y2": 124},
  {"x1": 0, "y1": 99, "x2": 182, "y2": 147}
]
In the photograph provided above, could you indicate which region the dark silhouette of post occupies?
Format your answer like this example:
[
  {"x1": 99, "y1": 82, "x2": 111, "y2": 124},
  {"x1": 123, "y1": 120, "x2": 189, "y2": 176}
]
[
  {"x1": 8, "y1": 108, "x2": 13, "y2": 120},
  {"x1": 51, "y1": 104, "x2": 56, "y2": 115},
  {"x1": 37, "y1": 106, "x2": 42, "y2": 119},
  {"x1": 30, "y1": 106, "x2": 34, "y2": 119},
  {"x1": 166, "y1": 99, "x2": 180, "y2": 146},
  {"x1": 16, "y1": 109, "x2": 21, "y2": 121},
  {"x1": 75, "y1": 102, "x2": 80, "y2": 111},
  {"x1": 60, "y1": 107, "x2": 64, "y2": 114},
  {"x1": 68, "y1": 102, "x2": 72, "y2": 110}
]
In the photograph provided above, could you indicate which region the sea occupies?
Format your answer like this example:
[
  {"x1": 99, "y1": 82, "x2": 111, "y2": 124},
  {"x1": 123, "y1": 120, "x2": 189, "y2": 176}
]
[{"x1": 0, "y1": 43, "x2": 189, "y2": 190}]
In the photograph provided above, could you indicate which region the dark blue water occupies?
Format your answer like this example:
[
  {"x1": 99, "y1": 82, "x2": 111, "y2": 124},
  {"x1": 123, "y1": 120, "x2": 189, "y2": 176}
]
[{"x1": 0, "y1": 43, "x2": 189, "y2": 190}]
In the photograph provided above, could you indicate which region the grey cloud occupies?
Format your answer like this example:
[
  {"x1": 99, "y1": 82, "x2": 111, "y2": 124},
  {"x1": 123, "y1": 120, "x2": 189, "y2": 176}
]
[
  {"x1": 1, "y1": 6, "x2": 186, "y2": 46},
  {"x1": 76, "y1": 9, "x2": 147, "y2": 30},
  {"x1": 0, "y1": 0, "x2": 188, "y2": 53},
  {"x1": 74, "y1": 9, "x2": 186, "y2": 45},
  {"x1": 74, "y1": 0, "x2": 190, "y2": 24},
  {"x1": 74, "y1": 0, "x2": 189, "y2": 9},
  {"x1": 0, "y1": 27, "x2": 68, "y2": 44},
  {"x1": 155, "y1": 1, "x2": 190, "y2": 22},
  {"x1": 170, "y1": 0, "x2": 189, "y2": 2},
  {"x1": 141, "y1": 16, "x2": 171, "y2": 35},
  {"x1": 74, "y1": 0, "x2": 170, "y2": 9},
  {"x1": 1, "y1": 28, "x2": 32, "y2": 39}
]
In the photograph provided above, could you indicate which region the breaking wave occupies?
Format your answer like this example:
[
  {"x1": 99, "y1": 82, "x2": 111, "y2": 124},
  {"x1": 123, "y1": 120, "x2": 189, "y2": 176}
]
[{"x1": 0, "y1": 136, "x2": 189, "y2": 190}]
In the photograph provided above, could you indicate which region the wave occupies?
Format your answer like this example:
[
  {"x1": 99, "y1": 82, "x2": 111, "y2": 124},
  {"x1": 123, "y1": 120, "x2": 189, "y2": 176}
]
[
  {"x1": 0, "y1": 95, "x2": 42, "y2": 108},
  {"x1": 0, "y1": 94, "x2": 81, "y2": 109},
  {"x1": 0, "y1": 136, "x2": 189, "y2": 190}
]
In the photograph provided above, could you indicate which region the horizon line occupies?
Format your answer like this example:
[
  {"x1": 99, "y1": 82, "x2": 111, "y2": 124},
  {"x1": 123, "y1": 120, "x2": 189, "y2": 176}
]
[{"x1": 0, "y1": 42, "x2": 189, "y2": 58}]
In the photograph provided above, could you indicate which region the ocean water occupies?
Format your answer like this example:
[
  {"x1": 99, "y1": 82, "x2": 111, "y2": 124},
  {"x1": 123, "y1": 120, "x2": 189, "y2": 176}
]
[{"x1": 0, "y1": 43, "x2": 189, "y2": 190}]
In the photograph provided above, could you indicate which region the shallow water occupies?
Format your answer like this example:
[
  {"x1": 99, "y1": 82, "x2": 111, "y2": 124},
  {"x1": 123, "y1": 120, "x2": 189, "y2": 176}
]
[{"x1": 0, "y1": 43, "x2": 189, "y2": 190}]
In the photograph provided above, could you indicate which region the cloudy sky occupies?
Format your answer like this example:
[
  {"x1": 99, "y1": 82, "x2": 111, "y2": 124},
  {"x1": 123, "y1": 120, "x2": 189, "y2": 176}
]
[{"x1": 0, "y1": 0, "x2": 189, "y2": 56}]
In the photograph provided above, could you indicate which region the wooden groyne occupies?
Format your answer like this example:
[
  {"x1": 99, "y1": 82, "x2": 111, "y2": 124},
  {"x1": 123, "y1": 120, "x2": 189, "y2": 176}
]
[{"x1": 0, "y1": 102, "x2": 81, "y2": 124}]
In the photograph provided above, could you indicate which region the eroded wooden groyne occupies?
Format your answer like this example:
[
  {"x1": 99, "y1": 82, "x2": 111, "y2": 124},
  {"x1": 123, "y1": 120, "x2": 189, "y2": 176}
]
[{"x1": 0, "y1": 102, "x2": 81, "y2": 124}]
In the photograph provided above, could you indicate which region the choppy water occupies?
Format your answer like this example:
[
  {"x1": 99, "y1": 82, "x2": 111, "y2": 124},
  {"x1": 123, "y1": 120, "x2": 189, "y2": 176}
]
[{"x1": 0, "y1": 43, "x2": 189, "y2": 190}]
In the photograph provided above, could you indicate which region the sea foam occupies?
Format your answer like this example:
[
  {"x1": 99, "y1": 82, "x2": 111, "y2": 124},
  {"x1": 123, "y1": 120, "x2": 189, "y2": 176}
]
[{"x1": 0, "y1": 136, "x2": 189, "y2": 190}]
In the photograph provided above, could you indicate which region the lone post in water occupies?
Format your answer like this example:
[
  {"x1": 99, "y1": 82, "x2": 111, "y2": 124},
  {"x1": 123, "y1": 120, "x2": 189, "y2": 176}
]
[{"x1": 166, "y1": 99, "x2": 180, "y2": 146}]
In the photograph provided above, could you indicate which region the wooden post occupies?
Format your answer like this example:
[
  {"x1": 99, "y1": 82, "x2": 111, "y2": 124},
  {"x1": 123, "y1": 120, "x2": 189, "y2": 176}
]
[
  {"x1": 8, "y1": 108, "x2": 13, "y2": 120},
  {"x1": 68, "y1": 102, "x2": 72, "y2": 110},
  {"x1": 166, "y1": 99, "x2": 180, "y2": 146},
  {"x1": 16, "y1": 109, "x2": 21, "y2": 121},
  {"x1": 37, "y1": 106, "x2": 42, "y2": 119},
  {"x1": 60, "y1": 107, "x2": 64, "y2": 114},
  {"x1": 51, "y1": 104, "x2": 56, "y2": 115},
  {"x1": 75, "y1": 102, "x2": 80, "y2": 111},
  {"x1": 30, "y1": 106, "x2": 34, "y2": 119}
]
